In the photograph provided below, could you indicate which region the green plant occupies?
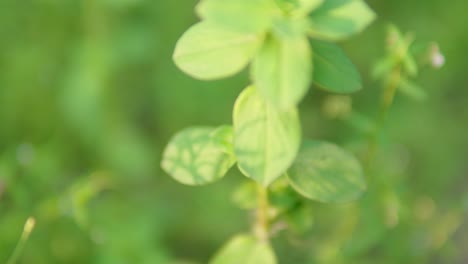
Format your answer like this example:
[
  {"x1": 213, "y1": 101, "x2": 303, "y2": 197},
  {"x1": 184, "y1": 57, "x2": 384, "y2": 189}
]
[
  {"x1": 161, "y1": 0, "x2": 377, "y2": 262},
  {"x1": 305, "y1": 25, "x2": 446, "y2": 263}
]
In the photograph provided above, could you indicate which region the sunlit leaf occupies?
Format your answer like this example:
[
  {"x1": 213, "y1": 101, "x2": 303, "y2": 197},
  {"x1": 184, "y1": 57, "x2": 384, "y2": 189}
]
[
  {"x1": 173, "y1": 21, "x2": 263, "y2": 80},
  {"x1": 252, "y1": 34, "x2": 312, "y2": 110},
  {"x1": 275, "y1": 0, "x2": 323, "y2": 15},
  {"x1": 297, "y1": 0, "x2": 324, "y2": 15},
  {"x1": 196, "y1": 0, "x2": 278, "y2": 33},
  {"x1": 288, "y1": 140, "x2": 366, "y2": 203},
  {"x1": 161, "y1": 127, "x2": 236, "y2": 186},
  {"x1": 312, "y1": 40, "x2": 362, "y2": 93},
  {"x1": 210, "y1": 234, "x2": 277, "y2": 264},
  {"x1": 308, "y1": 0, "x2": 376, "y2": 41},
  {"x1": 211, "y1": 125, "x2": 235, "y2": 155},
  {"x1": 233, "y1": 86, "x2": 301, "y2": 186}
]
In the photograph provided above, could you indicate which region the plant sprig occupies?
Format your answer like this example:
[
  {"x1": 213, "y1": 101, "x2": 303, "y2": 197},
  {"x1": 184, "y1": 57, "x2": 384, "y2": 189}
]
[{"x1": 162, "y1": 0, "x2": 376, "y2": 262}]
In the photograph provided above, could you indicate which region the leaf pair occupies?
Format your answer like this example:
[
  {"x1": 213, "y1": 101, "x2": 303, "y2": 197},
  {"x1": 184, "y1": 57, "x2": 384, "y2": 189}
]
[
  {"x1": 166, "y1": 0, "x2": 375, "y2": 202},
  {"x1": 174, "y1": 0, "x2": 375, "y2": 107},
  {"x1": 161, "y1": 86, "x2": 300, "y2": 187},
  {"x1": 161, "y1": 97, "x2": 366, "y2": 203}
]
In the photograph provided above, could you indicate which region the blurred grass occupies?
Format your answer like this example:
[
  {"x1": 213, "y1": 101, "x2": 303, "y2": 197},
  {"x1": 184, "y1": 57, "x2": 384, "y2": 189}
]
[{"x1": 0, "y1": 0, "x2": 467, "y2": 263}]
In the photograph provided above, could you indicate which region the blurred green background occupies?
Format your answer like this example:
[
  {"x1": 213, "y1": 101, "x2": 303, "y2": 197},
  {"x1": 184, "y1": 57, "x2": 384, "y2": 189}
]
[{"x1": 0, "y1": 0, "x2": 467, "y2": 263}]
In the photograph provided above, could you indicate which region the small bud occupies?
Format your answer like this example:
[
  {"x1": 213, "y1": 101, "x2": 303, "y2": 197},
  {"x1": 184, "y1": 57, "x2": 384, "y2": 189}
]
[
  {"x1": 430, "y1": 43, "x2": 445, "y2": 69},
  {"x1": 322, "y1": 95, "x2": 352, "y2": 119},
  {"x1": 24, "y1": 217, "x2": 36, "y2": 235}
]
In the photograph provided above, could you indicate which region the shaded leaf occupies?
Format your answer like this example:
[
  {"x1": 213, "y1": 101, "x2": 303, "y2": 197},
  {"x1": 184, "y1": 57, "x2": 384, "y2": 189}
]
[
  {"x1": 232, "y1": 181, "x2": 258, "y2": 210},
  {"x1": 372, "y1": 56, "x2": 398, "y2": 80},
  {"x1": 288, "y1": 140, "x2": 366, "y2": 203},
  {"x1": 308, "y1": 0, "x2": 376, "y2": 41},
  {"x1": 312, "y1": 40, "x2": 362, "y2": 93},
  {"x1": 403, "y1": 52, "x2": 418, "y2": 77},
  {"x1": 269, "y1": 177, "x2": 300, "y2": 211},
  {"x1": 210, "y1": 234, "x2": 277, "y2": 264},
  {"x1": 161, "y1": 127, "x2": 235, "y2": 186},
  {"x1": 285, "y1": 204, "x2": 314, "y2": 234},
  {"x1": 173, "y1": 21, "x2": 263, "y2": 80},
  {"x1": 233, "y1": 86, "x2": 301, "y2": 186},
  {"x1": 399, "y1": 78, "x2": 427, "y2": 101}
]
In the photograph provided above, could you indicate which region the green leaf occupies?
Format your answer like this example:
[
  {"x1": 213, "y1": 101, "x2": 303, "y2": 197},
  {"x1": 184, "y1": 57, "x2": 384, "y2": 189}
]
[
  {"x1": 173, "y1": 21, "x2": 263, "y2": 80},
  {"x1": 233, "y1": 86, "x2": 301, "y2": 186},
  {"x1": 403, "y1": 52, "x2": 418, "y2": 77},
  {"x1": 161, "y1": 127, "x2": 236, "y2": 186},
  {"x1": 210, "y1": 234, "x2": 277, "y2": 264},
  {"x1": 287, "y1": 140, "x2": 366, "y2": 203},
  {"x1": 311, "y1": 40, "x2": 362, "y2": 93},
  {"x1": 252, "y1": 34, "x2": 312, "y2": 110},
  {"x1": 196, "y1": 0, "x2": 278, "y2": 33},
  {"x1": 372, "y1": 56, "x2": 398, "y2": 80},
  {"x1": 398, "y1": 78, "x2": 427, "y2": 101},
  {"x1": 285, "y1": 204, "x2": 314, "y2": 234},
  {"x1": 211, "y1": 125, "x2": 235, "y2": 155},
  {"x1": 308, "y1": 0, "x2": 376, "y2": 41},
  {"x1": 275, "y1": 0, "x2": 323, "y2": 15},
  {"x1": 297, "y1": 0, "x2": 324, "y2": 15},
  {"x1": 232, "y1": 181, "x2": 258, "y2": 210},
  {"x1": 269, "y1": 177, "x2": 300, "y2": 211}
]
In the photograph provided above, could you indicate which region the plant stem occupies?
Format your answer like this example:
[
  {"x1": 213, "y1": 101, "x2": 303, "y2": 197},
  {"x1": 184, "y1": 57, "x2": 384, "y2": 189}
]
[
  {"x1": 7, "y1": 217, "x2": 36, "y2": 264},
  {"x1": 365, "y1": 65, "x2": 401, "y2": 177},
  {"x1": 255, "y1": 184, "x2": 270, "y2": 241},
  {"x1": 365, "y1": 66, "x2": 402, "y2": 169}
]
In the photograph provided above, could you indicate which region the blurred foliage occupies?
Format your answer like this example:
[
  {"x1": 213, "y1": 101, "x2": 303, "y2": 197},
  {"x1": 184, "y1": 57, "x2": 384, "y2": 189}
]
[{"x1": 0, "y1": 0, "x2": 467, "y2": 263}]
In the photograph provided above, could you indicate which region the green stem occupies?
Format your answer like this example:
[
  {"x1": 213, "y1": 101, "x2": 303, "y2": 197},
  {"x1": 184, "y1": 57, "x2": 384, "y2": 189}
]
[
  {"x1": 255, "y1": 184, "x2": 270, "y2": 241},
  {"x1": 365, "y1": 66, "x2": 402, "y2": 172},
  {"x1": 7, "y1": 217, "x2": 35, "y2": 264}
]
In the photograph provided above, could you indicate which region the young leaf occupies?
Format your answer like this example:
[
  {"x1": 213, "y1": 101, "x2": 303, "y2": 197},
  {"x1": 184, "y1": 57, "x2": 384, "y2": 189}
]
[
  {"x1": 232, "y1": 181, "x2": 258, "y2": 210},
  {"x1": 173, "y1": 21, "x2": 263, "y2": 80},
  {"x1": 161, "y1": 127, "x2": 235, "y2": 186},
  {"x1": 275, "y1": 0, "x2": 323, "y2": 15},
  {"x1": 398, "y1": 78, "x2": 427, "y2": 101},
  {"x1": 233, "y1": 86, "x2": 301, "y2": 186},
  {"x1": 210, "y1": 234, "x2": 277, "y2": 264},
  {"x1": 196, "y1": 0, "x2": 278, "y2": 33},
  {"x1": 287, "y1": 140, "x2": 366, "y2": 203},
  {"x1": 308, "y1": 0, "x2": 376, "y2": 41},
  {"x1": 252, "y1": 34, "x2": 312, "y2": 110},
  {"x1": 372, "y1": 56, "x2": 398, "y2": 80},
  {"x1": 285, "y1": 204, "x2": 314, "y2": 234},
  {"x1": 311, "y1": 40, "x2": 362, "y2": 93},
  {"x1": 403, "y1": 52, "x2": 418, "y2": 77}
]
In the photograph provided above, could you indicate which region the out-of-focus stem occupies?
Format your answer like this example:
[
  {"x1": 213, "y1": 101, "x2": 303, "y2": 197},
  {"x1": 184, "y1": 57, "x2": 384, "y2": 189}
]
[
  {"x1": 255, "y1": 184, "x2": 270, "y2": 241},
  {"x1": 365, "y1": 66, "x2": 402, "y2": 170},
  {"x1": 7, "y1": 217, "x2": 36, "y2": 264}
]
